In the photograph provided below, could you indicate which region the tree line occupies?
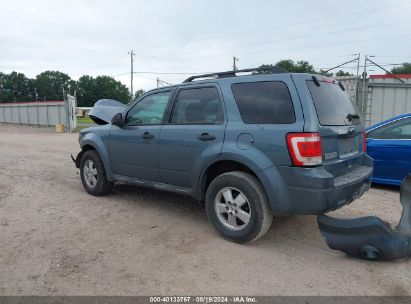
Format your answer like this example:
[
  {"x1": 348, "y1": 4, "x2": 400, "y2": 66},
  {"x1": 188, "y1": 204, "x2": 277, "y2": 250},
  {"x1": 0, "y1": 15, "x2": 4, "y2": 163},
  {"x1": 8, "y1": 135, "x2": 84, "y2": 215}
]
[
  {"x1": 0, "y1": 70, "x2": 145, "y2": 106},
  {"x1": 257, "y1": 59, "x2": 411, "y2": 76},
  {"x1": 1, "y1": 61, "x2": 410, "y2": 106}
]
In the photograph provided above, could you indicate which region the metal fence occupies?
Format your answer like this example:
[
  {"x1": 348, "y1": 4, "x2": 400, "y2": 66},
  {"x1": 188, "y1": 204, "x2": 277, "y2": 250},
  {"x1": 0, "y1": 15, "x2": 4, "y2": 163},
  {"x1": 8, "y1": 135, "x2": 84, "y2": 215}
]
[
  {"x1": 365, "y1": 76, "x2": 411, "y2": 126},
  {"x1": 0, "y1": 101, "x2": 66, "y2": 126},
  {"x1": 338, "y1": 75, "x2": 411, "y2": 127},
  {"x1": 0, "y1": 94, "x2": 77, "y2": 132}
]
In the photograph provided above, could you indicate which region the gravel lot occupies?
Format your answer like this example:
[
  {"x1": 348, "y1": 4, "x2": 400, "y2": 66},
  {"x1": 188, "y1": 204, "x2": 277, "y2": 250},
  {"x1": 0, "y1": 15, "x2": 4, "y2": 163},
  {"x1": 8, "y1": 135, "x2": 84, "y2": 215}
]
[{"x1": 0, "y1": 124, "x2": 410, "y2": 296}]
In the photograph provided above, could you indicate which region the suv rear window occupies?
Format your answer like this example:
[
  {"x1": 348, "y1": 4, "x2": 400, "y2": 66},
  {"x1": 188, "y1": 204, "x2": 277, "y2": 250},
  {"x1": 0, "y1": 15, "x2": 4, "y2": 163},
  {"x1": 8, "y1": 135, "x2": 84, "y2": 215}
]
[
  {"x1": 231, "y1": 81, "x2": 295, "y2": 124},
  {"x1": 307, "y1": 80, "x2": 360, "y2": 126}
]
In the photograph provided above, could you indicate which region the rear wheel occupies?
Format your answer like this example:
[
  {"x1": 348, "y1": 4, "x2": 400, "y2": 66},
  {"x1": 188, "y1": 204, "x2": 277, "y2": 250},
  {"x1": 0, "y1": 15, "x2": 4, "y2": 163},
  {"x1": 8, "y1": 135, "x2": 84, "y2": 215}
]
[
  {"x1": 80, "y1": 150, "x2": 112, "y2": 196},
  {"x1": 205, "y1": 171, "x2": 273, "y2": 243}
]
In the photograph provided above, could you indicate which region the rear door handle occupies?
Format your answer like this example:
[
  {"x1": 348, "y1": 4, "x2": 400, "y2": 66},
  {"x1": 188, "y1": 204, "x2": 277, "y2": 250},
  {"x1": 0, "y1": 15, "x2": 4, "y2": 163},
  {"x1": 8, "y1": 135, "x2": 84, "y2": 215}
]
[
  {"x1": 142, "y1": 132, "x2": 154, "y2": 140},
  {"x1": 198, "y1": 133, "x2": 216, "y2": 141}
]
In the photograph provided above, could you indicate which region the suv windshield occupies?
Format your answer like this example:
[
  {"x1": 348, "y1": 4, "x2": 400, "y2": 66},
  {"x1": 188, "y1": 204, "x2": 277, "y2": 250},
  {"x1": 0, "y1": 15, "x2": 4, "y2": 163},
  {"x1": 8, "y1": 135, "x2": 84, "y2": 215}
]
[{"x1": 306, "y1": 80, "x2": 360, "y2": 126}]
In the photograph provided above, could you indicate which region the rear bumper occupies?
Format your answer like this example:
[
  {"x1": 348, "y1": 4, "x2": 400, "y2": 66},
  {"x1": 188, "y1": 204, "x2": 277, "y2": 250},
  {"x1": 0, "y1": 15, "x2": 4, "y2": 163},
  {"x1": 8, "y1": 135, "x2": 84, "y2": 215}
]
[
  {"x1": 317, "y1": 173, "x2": 411, "y2": 261},
  {"x1": 260, "y1": 155, "x2": 373, "y2": 215}
]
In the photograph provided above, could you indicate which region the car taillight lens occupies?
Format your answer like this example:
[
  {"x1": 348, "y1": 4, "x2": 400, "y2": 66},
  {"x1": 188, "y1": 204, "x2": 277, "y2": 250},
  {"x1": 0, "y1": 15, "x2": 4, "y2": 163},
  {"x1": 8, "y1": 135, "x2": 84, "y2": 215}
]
[
  {"x1": 363, "y1": 131, "x2": 367, "y2": 153},
  {"x1": 286, "y1": 133, "x2": 322, "y2": 166}
]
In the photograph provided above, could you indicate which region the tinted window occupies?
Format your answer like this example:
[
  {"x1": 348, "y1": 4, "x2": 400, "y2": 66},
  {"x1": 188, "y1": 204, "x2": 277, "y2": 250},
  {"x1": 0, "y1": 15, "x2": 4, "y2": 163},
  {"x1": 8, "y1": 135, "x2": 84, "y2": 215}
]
[
  {"x1": 170, "y1": 87, "x2": 223, "y2": 124},
  {"x1": 231, "y1": 81, "x2": 295, "y2": 124},
  {"x1": 368, "y1": 117, "x2": 411, "y2": 139},
  {"x1": 125, "y1": 91, "x2": 171, "y2": 125},
  {"x1": 307, "y1": 80, "x2": 360, "y2": 126}
]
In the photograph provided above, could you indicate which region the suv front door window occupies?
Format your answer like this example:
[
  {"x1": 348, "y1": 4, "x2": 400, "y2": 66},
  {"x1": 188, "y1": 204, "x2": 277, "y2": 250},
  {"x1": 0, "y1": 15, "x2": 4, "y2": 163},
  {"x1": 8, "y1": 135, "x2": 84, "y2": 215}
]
[
  {"x1": 109, "y1": 91, "x2": 172, "y2": 181},
  {"x1": 125, "y1": 92, "x2": 170, "y2": 125}
]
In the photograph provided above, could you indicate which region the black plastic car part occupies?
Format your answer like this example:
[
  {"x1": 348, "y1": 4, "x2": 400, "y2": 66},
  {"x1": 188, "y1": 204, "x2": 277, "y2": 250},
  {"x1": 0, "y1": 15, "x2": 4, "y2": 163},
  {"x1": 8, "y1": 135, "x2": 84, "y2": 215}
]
[
  {"x1": 183, "y1": 66, "x2": 288, "y2": 82},
  {"x1": 318, "y1": 174, "x2": 411, "y2": 261}
]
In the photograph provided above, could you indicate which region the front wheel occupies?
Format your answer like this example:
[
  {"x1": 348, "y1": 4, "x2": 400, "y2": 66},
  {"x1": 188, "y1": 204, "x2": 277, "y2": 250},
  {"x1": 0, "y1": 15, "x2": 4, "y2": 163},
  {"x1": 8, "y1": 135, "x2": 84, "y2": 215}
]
[
  {"x1": 80, "y1": 150, "x2": 112, "y2": 196},
  {"x1": 205, "y1": 171, "x2": 273, "y2": 243}
]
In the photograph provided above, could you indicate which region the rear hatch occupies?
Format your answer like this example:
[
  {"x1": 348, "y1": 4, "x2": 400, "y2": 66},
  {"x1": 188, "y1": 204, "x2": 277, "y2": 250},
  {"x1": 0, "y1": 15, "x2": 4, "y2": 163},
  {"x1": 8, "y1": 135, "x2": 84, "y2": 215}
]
[{"x1": 306, "y1": 77, "x2": 365, "y2": 177}]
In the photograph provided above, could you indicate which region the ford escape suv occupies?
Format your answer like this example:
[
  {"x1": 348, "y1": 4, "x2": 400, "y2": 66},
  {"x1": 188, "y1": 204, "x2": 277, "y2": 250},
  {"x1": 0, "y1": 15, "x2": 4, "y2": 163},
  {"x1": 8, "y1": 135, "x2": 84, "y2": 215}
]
[{"x1": 73, "y1": 67, "x2": 373, "y2": 243}]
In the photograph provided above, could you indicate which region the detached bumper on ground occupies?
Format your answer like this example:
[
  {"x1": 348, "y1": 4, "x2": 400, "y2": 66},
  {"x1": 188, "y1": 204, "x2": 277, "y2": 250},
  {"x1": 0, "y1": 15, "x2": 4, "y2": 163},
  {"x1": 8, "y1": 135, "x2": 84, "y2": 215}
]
[{"x1": 318, "y1": 174, "x2": 411, "y2": 261}]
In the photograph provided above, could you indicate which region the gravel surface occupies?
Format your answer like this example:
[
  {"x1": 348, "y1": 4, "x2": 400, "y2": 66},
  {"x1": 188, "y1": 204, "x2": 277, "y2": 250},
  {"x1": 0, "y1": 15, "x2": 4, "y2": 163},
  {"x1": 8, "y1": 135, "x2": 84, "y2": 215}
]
[{"x1": 0, "y1": 124, "x2": 410, "y2": 296}]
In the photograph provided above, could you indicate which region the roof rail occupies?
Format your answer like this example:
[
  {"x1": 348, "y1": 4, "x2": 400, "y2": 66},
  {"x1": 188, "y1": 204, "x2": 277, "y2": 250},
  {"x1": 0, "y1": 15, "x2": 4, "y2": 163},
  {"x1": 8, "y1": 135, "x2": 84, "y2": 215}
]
[{"x1": 183, "y1": 66, "x2": 288, "y2": 83}]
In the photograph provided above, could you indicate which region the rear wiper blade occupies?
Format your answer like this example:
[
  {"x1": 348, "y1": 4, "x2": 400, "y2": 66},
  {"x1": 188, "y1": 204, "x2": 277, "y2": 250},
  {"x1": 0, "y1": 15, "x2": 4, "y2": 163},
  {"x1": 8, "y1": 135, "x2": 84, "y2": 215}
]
[{"x1": 346, "y1": 113, "x2": 360, "y2": 121}]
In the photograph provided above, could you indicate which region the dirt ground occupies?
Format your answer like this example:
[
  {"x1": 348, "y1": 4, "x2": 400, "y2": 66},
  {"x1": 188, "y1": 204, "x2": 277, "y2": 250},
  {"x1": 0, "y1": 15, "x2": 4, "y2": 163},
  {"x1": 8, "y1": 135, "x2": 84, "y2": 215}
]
[{"x1": 0, "y1": 124, "x2": 410, "y2": 296}]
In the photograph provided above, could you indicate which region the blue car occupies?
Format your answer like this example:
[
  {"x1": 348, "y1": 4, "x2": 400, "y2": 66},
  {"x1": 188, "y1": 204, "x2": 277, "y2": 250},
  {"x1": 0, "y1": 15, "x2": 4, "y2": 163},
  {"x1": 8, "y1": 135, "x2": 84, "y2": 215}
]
[{"x1": 366, "y1": 113, "x2": 411, "y2": 185}]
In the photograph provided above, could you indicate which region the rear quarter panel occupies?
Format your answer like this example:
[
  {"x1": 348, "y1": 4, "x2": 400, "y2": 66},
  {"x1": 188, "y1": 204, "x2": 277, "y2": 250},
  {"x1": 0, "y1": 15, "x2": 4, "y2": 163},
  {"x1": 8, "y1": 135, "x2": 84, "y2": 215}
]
[{"x1": 217, "y1": 74, "x2": 305, "y2": 169}]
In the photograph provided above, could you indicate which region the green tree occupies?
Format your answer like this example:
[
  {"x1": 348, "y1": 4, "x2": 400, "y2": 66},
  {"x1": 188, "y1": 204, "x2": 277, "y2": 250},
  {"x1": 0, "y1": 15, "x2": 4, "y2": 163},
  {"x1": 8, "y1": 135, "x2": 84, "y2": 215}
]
[
  {"x1": 76, "y1": 75, "x2": 130, "y2": 107},
  {"x1": 255, "y1": 59, "x2": 317, "y2": 74},
  {"x1": 276, "y1": 59, "x2": 316, "y2": 73},
  {"x1": 391, "y1": 63, "x2": 411, "y2": 74},
  {"x1": 335, "y1": 70, "x2": 353, "y2": 77},
  {"x1": 0, "y1": 72, "x2": 12, "y2": 101},
  {"x1": 134, "y1": 89, "x2": 145, "y2": 100},
  {"x1": 76, "y1": 75, "x2": 96, "y2": 107},
  {"x1": 253, "y1": 64, "x2": 277, "y2": 74},
  {"x1": 0, "y1": 72, "x2": 34, "y2": 102},
  {"x1": 318, "y1": 69, "x2": 333, "y2": 77},
  {"x1": 34, "y1": 70, "x2": 71, "y2": 100}
]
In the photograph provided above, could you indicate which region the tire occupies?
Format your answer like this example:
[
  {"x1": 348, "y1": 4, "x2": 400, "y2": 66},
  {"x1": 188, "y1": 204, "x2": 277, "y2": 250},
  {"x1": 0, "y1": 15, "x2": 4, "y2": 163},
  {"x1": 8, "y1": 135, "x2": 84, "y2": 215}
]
[
  {"x1": 80, "y1": 150, "x2": 112, "y2": 196},
  {"x1": 205, "y1": 171, "x2": 273, "y2": 243}
]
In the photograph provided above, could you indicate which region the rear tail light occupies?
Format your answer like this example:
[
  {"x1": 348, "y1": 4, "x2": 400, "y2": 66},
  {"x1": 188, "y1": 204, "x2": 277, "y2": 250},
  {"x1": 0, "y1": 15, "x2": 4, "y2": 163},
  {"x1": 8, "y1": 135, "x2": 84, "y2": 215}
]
[
  {"x1": 286, "y1": 133, "x2": 322, "y2": 166},
  {"x1": 363, "y1": 131, "x2": 367, "y2": 153}
]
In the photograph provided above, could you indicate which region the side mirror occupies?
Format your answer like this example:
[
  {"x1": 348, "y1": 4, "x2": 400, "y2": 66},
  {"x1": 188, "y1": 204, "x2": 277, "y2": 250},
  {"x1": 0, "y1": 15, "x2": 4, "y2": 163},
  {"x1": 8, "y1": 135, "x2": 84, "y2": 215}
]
[{"x1": 111, "y1": 113, "x2": 123, "y2": 126}]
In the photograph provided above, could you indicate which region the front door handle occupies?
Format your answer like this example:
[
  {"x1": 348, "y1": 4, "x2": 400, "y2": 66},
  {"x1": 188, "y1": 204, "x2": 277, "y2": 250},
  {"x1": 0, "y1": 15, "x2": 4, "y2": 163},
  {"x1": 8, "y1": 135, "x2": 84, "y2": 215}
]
[
  {"x1": 142, "y1": 132, "x2": 154, "y2": 140},
  {"x1": 198, "y1": 133, "x2": 216, "y2": 141}
]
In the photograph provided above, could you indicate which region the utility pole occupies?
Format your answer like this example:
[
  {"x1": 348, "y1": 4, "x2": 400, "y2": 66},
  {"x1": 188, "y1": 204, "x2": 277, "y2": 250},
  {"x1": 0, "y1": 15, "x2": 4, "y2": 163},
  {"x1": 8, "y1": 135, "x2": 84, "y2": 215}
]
[
  {"x1": 233, "y1": 56, "x2": 239, "y2": 71},
  {"x1": 156, "y1": 78, "x2": 173, "y2": 87},
  {"x1": 128, "y1": 50, "x2": 135, "y2": 100},
  {"x1": 355, "y1": 53, "x2": 361, "y2": 104},
  {"x1": 361, "y1": 55, "x2": 368, "y2": 118}
]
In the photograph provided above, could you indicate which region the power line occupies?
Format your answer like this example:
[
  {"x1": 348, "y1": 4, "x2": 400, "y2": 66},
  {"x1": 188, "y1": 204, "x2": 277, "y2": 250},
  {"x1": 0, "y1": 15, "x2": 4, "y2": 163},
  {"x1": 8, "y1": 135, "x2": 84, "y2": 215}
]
[
  {"x1": 111, "y1": 61, "x2": 409, "y2": 80},
  {"x1": 133, "y1": 32, "x2": 411, "y2": 63},
  {"x1": 324, "y1": 57, "x2": 359, "y2": 73},
  {"x1": 191, "y1": 33, "x2": 411, "y2": 60},
  {"x1": 135, "y1": 1, "x2": 411, "y2": 54},
  {"x1": 366, "y1": 57, "x2": 405, "y2": 83},
  {"x1": 156, "y1": 77, "x2": 173, "y2": 88},
  {"x1": 218, "y1": 20, "x2": 411, "y2": 51},
  {"x1": 132, "y1": 20, "x2": 411, "y2": 61},
  {"x1": 112, "y1": 71, "x2": 213, "y2": 77},
  {"x1": 317, "y1": 63, "x2": 408, "y2": 70}
]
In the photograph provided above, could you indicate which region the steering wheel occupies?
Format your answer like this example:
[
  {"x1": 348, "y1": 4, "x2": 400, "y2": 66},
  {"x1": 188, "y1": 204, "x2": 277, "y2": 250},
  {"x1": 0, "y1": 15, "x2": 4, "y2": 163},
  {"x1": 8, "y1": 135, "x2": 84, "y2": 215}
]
[{"x1": 149, "y1": 116, "x2": 162, "y2": 122}]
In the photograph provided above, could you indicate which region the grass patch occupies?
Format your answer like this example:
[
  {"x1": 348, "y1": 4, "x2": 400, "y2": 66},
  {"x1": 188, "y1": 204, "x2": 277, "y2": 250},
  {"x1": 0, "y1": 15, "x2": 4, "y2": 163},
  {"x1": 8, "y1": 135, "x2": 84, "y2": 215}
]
[
  {"x1": 77, "y1": 116, "x2": 94, "y2": 124},
  {"x1": 72, "y1": 125, "x2": 92, "y2": 132}
]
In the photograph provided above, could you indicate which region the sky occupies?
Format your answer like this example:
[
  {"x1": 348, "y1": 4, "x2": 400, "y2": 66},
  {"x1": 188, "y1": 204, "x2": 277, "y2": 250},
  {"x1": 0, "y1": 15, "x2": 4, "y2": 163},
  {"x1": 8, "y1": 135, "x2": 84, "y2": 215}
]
[{"x1": 1, "y1": 0, "x2": 411, "y2": 92}]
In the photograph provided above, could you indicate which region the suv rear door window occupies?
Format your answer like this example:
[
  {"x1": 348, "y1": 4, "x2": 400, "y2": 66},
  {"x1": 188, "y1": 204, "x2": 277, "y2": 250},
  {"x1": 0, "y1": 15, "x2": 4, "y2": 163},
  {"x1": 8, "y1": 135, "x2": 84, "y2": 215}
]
[
  {"x1": 170, "y1": 87, "x2": 223, "y2": 124},
  {"x1": 231, "y1": 81, "x2": 295, "y2": 124},
  {"x1": 307, "y1": 80, "x2": 360, "y2": 126}
]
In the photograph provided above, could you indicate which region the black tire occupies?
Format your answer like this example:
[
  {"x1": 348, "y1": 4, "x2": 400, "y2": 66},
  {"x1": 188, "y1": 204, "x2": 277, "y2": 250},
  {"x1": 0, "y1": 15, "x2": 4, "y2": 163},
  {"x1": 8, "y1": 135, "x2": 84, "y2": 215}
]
[
  {"x1": 205, "y1": 171, "x2": 273, "y2": 243},
  {"x1": 80, "y1": 150, "x2": 112, "y2": 196}
]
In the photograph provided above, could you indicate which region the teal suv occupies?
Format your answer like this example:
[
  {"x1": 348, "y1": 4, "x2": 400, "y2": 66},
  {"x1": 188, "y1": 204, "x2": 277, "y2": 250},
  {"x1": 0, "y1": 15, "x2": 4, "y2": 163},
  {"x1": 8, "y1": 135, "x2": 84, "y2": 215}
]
[{"x1": 73, "y1": 67, "x2": 373, "y2": 243}]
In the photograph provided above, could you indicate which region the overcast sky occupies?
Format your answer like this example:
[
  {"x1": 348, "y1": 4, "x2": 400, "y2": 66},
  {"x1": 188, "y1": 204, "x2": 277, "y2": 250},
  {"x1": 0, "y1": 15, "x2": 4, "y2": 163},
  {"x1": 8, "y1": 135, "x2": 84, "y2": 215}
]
[{"x1": 1, "y1": 0, "x2": 411, "y2": 92}]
